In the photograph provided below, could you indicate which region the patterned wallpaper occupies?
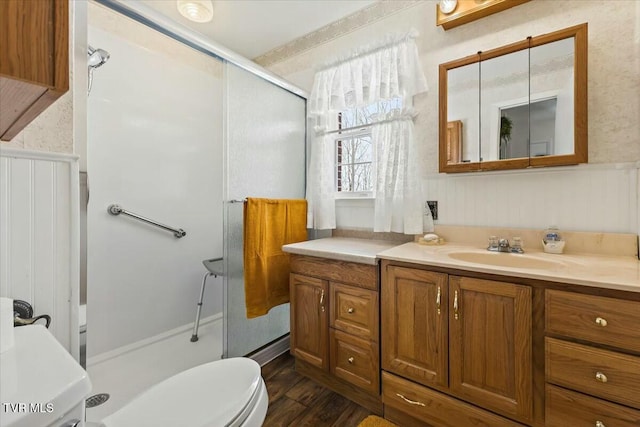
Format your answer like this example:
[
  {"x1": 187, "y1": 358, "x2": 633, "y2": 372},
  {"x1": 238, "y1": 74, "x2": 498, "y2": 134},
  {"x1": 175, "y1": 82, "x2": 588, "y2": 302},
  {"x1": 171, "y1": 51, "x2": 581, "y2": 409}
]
[{"x1": 253, "y1": 1, "x2": 421, "y2": 67}]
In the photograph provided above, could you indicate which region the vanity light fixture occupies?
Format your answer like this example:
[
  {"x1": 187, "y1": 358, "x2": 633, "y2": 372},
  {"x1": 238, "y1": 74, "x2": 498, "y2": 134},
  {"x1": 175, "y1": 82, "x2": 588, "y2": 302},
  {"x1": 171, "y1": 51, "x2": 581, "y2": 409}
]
[
  {"x1": 439, "y1": 0, "x2": 458, "y2": 15},
  {"x1": 176, "y1": 0, "x2": 214, "y2": 23}
]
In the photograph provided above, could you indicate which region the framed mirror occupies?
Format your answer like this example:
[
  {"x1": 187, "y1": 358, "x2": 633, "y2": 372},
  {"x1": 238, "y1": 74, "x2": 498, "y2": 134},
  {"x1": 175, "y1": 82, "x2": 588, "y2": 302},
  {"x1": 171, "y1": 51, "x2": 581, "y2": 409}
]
[{"x1": 439, "y1": 24, "x2": 587, "y2": 173}]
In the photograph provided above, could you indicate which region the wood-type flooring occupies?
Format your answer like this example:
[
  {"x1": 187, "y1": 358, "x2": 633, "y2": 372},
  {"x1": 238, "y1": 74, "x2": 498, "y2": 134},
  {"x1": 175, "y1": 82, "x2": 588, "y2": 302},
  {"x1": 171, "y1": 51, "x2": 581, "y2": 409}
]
[{"x1": 261, "y1": 352, "x2": 374, "y2": 426}]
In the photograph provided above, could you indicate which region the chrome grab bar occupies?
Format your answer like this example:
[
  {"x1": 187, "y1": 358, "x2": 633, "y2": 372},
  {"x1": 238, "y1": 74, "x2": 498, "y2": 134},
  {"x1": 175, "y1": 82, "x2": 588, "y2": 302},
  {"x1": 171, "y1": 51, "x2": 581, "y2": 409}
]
[
  {"x1": 228, "y1": 199, "x2": 247, "y2": 203},
  {"x1": 107, "y1": 204, "x2": 186, "y2": 238}
]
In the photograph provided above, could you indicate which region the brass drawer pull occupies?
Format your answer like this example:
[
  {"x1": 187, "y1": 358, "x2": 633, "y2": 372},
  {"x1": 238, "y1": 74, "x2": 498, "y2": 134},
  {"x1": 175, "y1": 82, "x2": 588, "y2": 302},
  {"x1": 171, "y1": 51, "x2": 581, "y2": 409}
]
[
  {"x1": 396, "y1": 393, "x2": 426, "y2": 407},
  {"x1": 347, "y1": 307, "x2": 354, "y2": 314},
  {"x1": 320, "y1": 289, "x2": 325, "y2": 313},
  {"x1": 453, "y1": 290, "x2": 459, "y2": 320},
  {"x1": 348, "y1": 357, "x2": 354, "y2": 364},
  {"x1": 436, "y1": 286, "x2": 441, "y2": 315},
  {"x1": 595, "y1": 421, "x2": 606, "y2": 427},
  {"x1": 595, "y1": 317, "x2": 607, "y2": 327},
  {"x1": 595, "y1": 372, "x2": 608, "y2": 383}
]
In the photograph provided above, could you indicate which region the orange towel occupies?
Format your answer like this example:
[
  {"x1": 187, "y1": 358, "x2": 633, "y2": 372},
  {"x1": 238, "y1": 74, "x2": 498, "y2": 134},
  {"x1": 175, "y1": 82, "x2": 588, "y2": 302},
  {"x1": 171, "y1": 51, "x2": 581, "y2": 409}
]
[{"x1": 243, "y1": 198, "x2": 307, "y2": 319}]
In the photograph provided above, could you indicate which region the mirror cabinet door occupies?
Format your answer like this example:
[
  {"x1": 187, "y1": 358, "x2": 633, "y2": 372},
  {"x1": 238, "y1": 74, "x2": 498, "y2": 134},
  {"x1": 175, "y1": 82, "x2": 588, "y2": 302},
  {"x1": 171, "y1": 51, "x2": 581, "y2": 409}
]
[
  {"x1": 480, "y1": 48, "x2": 529, "y2": 166},
  {"x1": 446, "y1": 62, "x2": 480, "y2": 166},
  {"x1": 529, "y1": 37, "x2": 576, "y2": 162}
]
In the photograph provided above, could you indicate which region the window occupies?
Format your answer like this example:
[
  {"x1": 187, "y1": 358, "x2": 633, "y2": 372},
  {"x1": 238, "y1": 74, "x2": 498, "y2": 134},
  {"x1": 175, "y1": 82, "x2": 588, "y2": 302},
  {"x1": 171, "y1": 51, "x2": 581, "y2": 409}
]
[
  {"x1": 334, "y1": 97, "x2": 403, "y2": 196},
  {"x1": 335, "y1": 131, "x2": 372, "y2": 193}
]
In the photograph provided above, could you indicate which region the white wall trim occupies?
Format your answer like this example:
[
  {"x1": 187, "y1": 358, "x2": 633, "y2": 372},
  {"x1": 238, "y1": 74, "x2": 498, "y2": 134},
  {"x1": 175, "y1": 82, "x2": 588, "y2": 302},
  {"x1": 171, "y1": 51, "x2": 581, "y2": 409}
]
[
  {"x1": 0, "y1": 152, "x2": 80, "y2": 359},
  {"x1": 87, "y1": 312, "x2": 223, "y2": 367},
  {"x1": 0, "y1": 147, "x2": 80, "y2": 163},
  {"x1": 68, "y1": 160, "x2": 80, "y2": 360}
]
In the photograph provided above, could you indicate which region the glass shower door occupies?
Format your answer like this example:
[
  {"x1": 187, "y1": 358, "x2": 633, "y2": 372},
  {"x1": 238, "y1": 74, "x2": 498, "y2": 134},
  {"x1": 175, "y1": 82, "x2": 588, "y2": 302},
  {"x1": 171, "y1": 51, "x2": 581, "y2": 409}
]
[{"x1": 223, "y1": 63, "x2": 306, "y2": 358}]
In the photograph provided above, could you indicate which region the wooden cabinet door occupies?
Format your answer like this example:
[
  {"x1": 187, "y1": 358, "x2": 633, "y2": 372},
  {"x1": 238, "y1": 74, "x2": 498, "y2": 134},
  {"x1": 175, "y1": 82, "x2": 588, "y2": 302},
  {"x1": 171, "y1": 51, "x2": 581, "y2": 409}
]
[
  {"x1": 382, "y1": 265, "x2": 448, "y2": 388},
  {"x1": 290, "y1": 273, "x2": 329, "y2": 370},
  {"x1": 449, "y1": 276, "x2": 532, "y2": 423}
]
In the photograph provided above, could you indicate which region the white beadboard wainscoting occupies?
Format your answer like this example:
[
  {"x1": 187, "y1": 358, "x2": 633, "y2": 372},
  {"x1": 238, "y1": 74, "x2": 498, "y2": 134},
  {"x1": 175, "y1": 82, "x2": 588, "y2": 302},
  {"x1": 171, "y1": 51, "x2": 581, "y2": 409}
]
[
  {"x1": 336, "y1": 162, "x2": 639, "y2": 235},
  {"x1": 0, "y1": 148, "x2": 80, "y2": 359}
]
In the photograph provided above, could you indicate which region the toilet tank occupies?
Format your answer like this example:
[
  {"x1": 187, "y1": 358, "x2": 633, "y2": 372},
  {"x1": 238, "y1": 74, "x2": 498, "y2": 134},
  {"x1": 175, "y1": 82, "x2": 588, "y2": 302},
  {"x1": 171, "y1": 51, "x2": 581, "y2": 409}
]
[{"x1": 0, "y1": 325, "x2": 92, "y2": 427}]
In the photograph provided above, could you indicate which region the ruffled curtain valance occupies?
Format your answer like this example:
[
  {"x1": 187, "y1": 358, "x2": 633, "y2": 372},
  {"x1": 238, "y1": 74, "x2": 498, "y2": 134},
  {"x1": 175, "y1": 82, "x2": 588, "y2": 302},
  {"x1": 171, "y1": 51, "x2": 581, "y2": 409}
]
[{"x1": 308, "y1": 30, "x2": 428, "y2": 116}]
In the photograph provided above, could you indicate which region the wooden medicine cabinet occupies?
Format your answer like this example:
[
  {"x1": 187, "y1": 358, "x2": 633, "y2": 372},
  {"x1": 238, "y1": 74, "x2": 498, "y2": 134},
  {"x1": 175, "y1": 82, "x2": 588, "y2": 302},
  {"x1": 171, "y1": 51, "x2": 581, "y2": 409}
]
[
  {"x1": 438, "y1": 23, "x2": 587, "y2": 173},
  {"x1": 0, "y1": 0, "x2": 69, "y2": 141}
]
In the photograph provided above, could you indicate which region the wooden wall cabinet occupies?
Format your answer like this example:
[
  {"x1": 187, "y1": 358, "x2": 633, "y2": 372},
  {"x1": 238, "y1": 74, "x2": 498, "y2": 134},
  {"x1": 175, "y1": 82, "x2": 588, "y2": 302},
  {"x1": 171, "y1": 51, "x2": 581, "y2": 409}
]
[
  {"x1": 381, "y1": 263, "x2": 533, "y2": 426},
  {"x1": 289, "y1": 254, "x2": 382, "y2": 414},
  {"x1": 0, "y1": 0, "x2": 69, "y2": 141}
]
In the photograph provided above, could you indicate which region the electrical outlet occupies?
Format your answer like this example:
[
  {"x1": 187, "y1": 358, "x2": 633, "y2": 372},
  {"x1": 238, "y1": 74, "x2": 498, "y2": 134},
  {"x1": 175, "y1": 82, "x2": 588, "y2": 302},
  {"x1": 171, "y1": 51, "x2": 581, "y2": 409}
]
[{"x1": 426, "y1": 201, "x2": 438, "y2": 220}]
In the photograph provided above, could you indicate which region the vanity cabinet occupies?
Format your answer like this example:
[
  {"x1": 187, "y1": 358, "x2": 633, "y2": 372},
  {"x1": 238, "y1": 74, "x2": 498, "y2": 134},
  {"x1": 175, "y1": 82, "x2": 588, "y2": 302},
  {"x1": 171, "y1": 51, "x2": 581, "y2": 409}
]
[
  {"x1": 381, "y1": 263, "x2": 533, "y2": 425},
  {"x1": 544, "y1": 290, "x2": 640, "y2": 426},
  {"x1": 289, "y1": 254, "x2": 382, "y2": 413},
  {"x1": 0, "y1": 0, "x2": 69, "y2": 141},
  {"x1": 290, "y1": 273, "x2": 328, "y2": 369}
]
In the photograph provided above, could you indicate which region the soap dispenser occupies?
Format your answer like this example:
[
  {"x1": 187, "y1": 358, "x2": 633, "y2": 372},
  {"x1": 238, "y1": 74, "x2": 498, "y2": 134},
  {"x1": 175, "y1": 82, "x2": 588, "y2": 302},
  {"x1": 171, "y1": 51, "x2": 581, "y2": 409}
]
[{"x1": 542, "y1": 226, "x2": 565, "y2": 254}]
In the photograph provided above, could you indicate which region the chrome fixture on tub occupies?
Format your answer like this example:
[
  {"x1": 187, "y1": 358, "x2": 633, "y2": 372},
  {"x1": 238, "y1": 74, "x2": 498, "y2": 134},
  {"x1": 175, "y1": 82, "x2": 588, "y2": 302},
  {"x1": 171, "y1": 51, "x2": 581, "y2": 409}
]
[{"x1": 487, "y1": 236, "x2": 524, "y2": 254}]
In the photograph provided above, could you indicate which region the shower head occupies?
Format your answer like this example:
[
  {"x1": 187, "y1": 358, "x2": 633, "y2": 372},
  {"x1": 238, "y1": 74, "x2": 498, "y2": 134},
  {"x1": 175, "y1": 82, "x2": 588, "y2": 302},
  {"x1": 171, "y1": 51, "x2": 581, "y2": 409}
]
[
  {"x1": 88, "y1": 45, "x2": 110, "y2": 68},
  {"x1": 87, "y1": 45, "x2": 110, "y2": 95}
]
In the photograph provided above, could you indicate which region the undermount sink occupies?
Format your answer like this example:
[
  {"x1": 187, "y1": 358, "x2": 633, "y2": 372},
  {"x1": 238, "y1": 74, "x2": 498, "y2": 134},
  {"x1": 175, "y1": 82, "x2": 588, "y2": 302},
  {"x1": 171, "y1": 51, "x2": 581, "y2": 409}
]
[{"x1": 447, "y1": 251, "x2": 565, "y2": 270}]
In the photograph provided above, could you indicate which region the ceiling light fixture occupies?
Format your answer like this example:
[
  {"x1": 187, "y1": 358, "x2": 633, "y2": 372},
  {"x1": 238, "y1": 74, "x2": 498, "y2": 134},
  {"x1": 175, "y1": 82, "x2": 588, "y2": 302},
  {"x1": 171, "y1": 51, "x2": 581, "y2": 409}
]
[{"x1": 176, "y1": 0, "x2": 214, "y2": 23}]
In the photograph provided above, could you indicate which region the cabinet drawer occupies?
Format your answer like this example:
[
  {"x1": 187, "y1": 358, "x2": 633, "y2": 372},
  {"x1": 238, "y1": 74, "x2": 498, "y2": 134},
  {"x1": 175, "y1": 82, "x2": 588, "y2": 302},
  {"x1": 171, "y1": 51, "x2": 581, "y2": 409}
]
[
  {"x1": 382, "y1": 371, "x2": 525, "y2": 427},
  {"x1": 330, "y1": 282, "x2": 378, "y2": 341},
  {"x1": 330, "y1": 329, "x2": 379, "y2": 394},
  {"x1": 546, "y1": 384, "x2": 640, "y2": 427},
  {"x1": 546, "y1": 337, "x2": 640, "y2": 409},
  {"x1": 546, "y1": 290, "x2": 640, "y2": 352},
  {"x1": 290, "y1": 254, "x2": 378, "y2": 290}
]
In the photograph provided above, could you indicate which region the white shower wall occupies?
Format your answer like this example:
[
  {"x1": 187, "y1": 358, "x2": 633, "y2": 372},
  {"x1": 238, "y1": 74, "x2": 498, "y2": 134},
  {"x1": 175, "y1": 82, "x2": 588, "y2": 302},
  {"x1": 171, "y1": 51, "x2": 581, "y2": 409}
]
[{"x1": 87, "y1": 4, "x2": 223, "y2": 358}]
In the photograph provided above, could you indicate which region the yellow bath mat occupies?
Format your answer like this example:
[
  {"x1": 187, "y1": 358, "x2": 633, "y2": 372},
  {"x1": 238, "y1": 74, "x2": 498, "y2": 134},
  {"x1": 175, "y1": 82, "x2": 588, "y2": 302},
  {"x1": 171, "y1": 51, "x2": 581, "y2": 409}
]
[{"x1": 357, "y1": 415, "x2": 398, "y2": 427}]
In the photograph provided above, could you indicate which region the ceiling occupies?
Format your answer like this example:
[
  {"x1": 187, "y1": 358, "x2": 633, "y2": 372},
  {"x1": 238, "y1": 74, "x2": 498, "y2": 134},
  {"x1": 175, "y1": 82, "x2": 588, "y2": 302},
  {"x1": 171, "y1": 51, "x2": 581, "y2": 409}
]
[{"x1": 137, "y1": 0, "x2": 377, "y2": 60}]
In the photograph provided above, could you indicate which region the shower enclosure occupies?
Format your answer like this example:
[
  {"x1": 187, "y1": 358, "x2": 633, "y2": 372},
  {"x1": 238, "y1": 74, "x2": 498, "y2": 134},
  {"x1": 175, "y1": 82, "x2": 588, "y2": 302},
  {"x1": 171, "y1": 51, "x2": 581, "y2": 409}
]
[{"x1": 86, "y1": 0, "x2": 306, "y2": 372}]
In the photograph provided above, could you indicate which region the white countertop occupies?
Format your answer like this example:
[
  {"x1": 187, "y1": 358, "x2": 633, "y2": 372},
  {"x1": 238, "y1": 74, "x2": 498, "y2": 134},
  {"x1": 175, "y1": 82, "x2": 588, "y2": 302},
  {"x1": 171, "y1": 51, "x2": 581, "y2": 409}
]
[
  {"x1": 283, "y1": 237, "x2": 640, "y2": 293},
  {"x1": 377, "y1": 242, "x2": 640, "y2": 293},
  {"x1": 283, "y1": 237, "x2": 400, "y2": 265}
]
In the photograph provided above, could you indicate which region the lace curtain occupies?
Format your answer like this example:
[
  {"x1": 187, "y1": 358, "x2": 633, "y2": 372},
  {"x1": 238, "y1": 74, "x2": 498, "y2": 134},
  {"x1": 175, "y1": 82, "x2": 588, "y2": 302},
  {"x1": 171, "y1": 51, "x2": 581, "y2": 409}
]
[
  {"x1": 372, "y1": 117, "x2": 424, "y2": 234},
  {"x1": 306, "y1": 30, "x2": 429, "y2": 233}
]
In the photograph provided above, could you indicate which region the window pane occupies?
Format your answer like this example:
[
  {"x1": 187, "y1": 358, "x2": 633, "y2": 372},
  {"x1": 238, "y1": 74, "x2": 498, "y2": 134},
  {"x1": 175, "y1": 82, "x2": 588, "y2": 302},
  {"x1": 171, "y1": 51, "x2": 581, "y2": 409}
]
[
  {"x1": 336, "y1": 133, "x2": 373, "y2": 193},
  {"x1": 337, "y1": 162, "x2": 372, "y2": 192},
  {"x1": 338, "y1": 135, "x2": 372, "y2": 164}
]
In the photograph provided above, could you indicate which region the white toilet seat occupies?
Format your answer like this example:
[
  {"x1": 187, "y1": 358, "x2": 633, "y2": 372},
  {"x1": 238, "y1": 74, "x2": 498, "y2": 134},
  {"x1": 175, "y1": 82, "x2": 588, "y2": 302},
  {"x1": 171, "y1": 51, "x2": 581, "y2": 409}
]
[{"x1": 99, "y1": 358, "x2": 268, "y2": 427}]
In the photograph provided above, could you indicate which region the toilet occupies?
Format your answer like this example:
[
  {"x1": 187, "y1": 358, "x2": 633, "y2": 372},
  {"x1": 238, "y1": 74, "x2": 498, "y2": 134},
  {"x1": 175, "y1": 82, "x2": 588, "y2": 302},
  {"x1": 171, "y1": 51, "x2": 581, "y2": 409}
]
[
  {"x1": 0, "y1": 325, "x2": 268, "y2": 427},
  {"x1": 93, "y1": 357, "x2": 269, "y2": 427}
]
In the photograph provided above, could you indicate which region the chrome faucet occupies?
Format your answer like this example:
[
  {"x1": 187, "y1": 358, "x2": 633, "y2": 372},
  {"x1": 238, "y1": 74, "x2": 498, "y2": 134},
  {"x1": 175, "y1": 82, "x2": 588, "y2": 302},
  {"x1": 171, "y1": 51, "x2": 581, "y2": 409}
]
[{"x1": 487, "y1": 236, "x2": 524, "y2": 254}]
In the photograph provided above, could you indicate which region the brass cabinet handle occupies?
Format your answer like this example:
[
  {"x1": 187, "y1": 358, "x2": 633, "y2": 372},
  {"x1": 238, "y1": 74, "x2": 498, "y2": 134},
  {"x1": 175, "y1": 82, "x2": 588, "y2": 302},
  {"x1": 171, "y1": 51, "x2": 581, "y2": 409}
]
[
  {"x1": 595, "y1": 372, "x2": 608, "y2": 383},
  {"x1": 595, "y1": 421, "x2": 606, "y2": 427},
  {"x1": 347, "y1": 307, "x2": 354, "y2": 314},
  {"x1": 595, "y1": 317, "x2": 608, "y2": 327},
  {"x1": 320, "y1": 289, "x2": 325, "y2": 312},
  {"x1": 436, "y1": 286, "x2": 441, "y2": 315},
  {"x1": 396, "y1": 393, "x2": 426, "y2": 407},
  {"x1": 453, "y1": 290, "x2": 459, "y2": 320},
  {"x1": 348, "y1": 357, "x2": 354, "y2": 364}
]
